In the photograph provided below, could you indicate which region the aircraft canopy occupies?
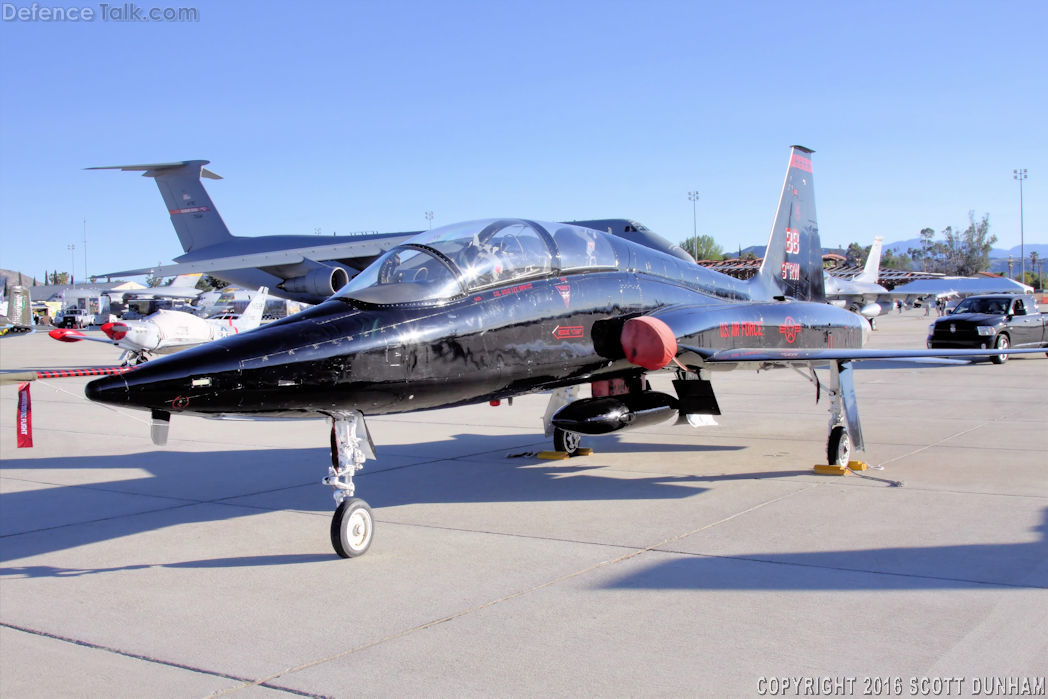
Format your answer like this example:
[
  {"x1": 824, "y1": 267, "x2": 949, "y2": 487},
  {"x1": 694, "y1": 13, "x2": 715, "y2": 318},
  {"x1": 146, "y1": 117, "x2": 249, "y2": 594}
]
[{"x1": 336, "y1": 218, "x2": 618, "y2": 305}]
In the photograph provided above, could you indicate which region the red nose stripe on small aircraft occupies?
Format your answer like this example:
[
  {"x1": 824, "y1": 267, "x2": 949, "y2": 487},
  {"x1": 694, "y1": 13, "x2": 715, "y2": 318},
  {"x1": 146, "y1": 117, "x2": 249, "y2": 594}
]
[
  {"x1": 621, "y1": 316, "x2": 678, "y2": 371},
  {"x1": 33, "y1": 367, "x2": 133, "y2": 379},
  {"x1": 48, "y1": 328, "x2": 86, "y2": 342}
]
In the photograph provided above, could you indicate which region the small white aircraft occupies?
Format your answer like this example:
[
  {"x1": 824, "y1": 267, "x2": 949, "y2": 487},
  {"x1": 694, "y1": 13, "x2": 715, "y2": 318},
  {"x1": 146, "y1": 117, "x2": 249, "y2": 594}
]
[
  {"x1": 824, "y1": 237, "x2": 890, "y2": 323},
  {"x1": 50, "y1": 287, "x2": 269, "y2": 365}
]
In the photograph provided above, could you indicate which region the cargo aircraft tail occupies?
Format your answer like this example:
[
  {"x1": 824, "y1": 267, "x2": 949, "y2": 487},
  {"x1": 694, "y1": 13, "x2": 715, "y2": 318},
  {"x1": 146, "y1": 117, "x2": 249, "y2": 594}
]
[{"x1": 86, "y1": 160, "x2": 231, "y2": 254}]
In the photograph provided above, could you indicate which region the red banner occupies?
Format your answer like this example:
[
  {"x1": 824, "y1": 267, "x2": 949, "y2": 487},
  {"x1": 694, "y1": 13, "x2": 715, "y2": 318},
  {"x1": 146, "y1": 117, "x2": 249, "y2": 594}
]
[{"x1": 17, "y1": 381, "x2": 33, "y2": 448}]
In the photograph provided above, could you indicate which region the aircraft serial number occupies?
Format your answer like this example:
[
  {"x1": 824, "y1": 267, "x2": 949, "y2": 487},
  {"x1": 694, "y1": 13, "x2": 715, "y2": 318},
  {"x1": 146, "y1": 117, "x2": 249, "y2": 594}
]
[{"x1": 781, "y1": 262, "x2": 800, "y2": 280}]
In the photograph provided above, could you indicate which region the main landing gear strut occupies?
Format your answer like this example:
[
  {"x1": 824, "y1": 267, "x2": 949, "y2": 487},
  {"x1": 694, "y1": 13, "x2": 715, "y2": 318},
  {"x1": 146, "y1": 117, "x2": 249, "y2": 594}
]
[
  {"x1": 324, "y1": 411, "x2": 375, "y2": 558},
  {"x1": 824, "y1": 360, "x2": 864, "y2": 466},
  {"x1": 798, "y1": 359, "x2": 865, "y2": 466}
]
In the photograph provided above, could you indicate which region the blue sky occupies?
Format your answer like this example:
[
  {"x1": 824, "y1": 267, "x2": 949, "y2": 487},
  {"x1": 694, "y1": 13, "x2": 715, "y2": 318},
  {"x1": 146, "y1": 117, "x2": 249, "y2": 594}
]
[{"x1": 1, "y1": 0, "x2": 1045, "y2": 281}]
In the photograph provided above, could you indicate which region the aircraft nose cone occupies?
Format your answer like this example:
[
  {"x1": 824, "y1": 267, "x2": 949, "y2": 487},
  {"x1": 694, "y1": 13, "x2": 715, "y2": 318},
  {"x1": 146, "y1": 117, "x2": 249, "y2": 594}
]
[{"x1": 85, "y1": 373, "x2": 129, "y2": 406}]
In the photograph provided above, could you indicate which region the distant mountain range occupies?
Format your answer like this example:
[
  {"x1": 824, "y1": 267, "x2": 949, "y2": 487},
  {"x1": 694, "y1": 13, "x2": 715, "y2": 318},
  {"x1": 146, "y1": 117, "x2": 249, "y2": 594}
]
[
  {"x1": 1, "y1": 269, "x2": 39, "y2": 287},
  {"x1": 882, "y1": 239, "x2": 1048, "y2": 260}
]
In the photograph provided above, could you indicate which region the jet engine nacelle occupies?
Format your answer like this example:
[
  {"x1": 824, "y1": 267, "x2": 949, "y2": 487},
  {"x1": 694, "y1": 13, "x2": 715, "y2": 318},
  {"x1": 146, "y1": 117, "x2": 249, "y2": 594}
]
[
  {"x1": 859, "y1": 303, "x2": 882, "y2": 319},
  {"x1": 551, "y1": 391, "x2": 678, "y2": 436},
  {"x1": 279, "y1": 266, "x2": 351, "y2": 297}
]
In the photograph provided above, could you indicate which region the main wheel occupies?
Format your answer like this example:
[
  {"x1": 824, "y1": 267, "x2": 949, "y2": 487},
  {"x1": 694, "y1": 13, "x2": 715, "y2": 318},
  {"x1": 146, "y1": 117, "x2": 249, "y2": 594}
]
[
  {"x1": 991, "y1": 334, "x2": 1009, "y2": 364},
  {"x1": 553, "y1": 428, "x2": 581, "y2": 455},
  {"x1": 827, "y1": 425, "x2": 851, "y2": 466},
  {"x1": 331, "y1": 498, "x2": 374, "y2": 558}
]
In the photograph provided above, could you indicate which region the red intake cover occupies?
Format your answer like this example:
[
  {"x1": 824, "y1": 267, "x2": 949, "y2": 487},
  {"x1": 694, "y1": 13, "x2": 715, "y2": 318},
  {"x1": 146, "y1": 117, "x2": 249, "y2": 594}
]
[{"x1": 621, "y1": 316, "x2": 677, "y2": 371}]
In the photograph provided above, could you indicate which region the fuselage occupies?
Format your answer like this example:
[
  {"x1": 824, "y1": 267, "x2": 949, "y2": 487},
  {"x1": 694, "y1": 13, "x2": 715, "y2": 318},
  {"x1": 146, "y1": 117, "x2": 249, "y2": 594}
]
[{"x1": 86, "y1": 219, "x2": 867, "y2": 418}]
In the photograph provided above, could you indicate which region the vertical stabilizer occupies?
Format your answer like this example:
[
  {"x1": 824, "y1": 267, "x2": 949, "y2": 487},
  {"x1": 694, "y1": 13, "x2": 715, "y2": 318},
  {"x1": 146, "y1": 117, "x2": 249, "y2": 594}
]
[
  {"x1": 87, "y1": 160, "x2": 232, "y2": 254},
  {"x1": 855, "y1": 236, "x2": 883, "y2": 284},
  {"x1": 751, "y1": 146, "x2": 825, "y2": 302},
  {"x1": 170, "y1": 273, "x2": 204, "y2": 288},
  {"x1": 234, "y1": 287, "x2": 269, "y2": 331}
]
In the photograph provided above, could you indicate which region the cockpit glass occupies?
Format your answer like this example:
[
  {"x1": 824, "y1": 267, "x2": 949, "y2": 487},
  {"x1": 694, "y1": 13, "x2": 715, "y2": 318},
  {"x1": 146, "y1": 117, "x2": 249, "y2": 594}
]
[
  {"x1": 335, "y1": 218, "x2": 616, "y2": 306},
  {"x1": 550, "y1": 225, "x2": 618, "y2": 270},
  {"x1": 406, "y1": 219, "x2": 554, "y2": 288},
  {"x1": 336, "y1": 247, "x2": 462, "y2": 304}
]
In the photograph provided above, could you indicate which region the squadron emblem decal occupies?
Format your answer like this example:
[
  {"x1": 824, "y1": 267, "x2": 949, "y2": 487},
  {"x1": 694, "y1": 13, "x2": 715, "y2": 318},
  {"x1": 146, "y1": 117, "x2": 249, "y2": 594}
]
[{"x1": 778, "y1": 316, "x2": 801, "y2": 344}]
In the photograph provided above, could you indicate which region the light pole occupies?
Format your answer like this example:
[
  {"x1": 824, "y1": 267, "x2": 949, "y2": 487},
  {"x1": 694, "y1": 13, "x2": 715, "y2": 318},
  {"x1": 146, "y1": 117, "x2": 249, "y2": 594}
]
[
  {"x1": 67, "y1": 243, "x2": 76, "y2": 284},
  {"x1": 687, "y1": 191, "x2": 700, "y2": 259},
  {"x1": 1013, "y1": 168, "x2": 1027, "y2": 282},
  {"x1": 425, "y1": 211, "x2": 433, "y2": 229}
]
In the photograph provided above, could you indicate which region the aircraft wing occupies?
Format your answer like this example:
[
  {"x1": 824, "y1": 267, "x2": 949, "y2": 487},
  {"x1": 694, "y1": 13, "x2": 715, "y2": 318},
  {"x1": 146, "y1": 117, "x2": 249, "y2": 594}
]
[
  {"x1": 689, "y1": 346, "x2": 1047, "y2": 365},
  {"x1": 96, "y1": 235, "x2": 414, "y2": 278},
  {"x1": 48, "y1": 329, "x2": 118, "y2": 346},
  {"x1": 632, "y1": 305, "x2": 1044, "y2": 367}
]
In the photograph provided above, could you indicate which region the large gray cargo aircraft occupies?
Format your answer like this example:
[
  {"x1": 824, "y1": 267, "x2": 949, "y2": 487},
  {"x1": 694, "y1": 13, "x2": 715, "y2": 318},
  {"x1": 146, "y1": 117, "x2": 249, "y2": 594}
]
[
  {"x1": 93, "y1": 161, "x2": 416, "y2": 304},
  {"x1": 93, "y1": 161, "x2": 687, "y2": 305}
]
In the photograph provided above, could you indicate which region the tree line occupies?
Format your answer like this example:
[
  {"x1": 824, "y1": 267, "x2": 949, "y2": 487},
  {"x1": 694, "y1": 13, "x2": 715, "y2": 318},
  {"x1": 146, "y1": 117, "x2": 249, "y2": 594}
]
[{"x1": 906, "y1": 212, "x2": 997, "y2": 276}]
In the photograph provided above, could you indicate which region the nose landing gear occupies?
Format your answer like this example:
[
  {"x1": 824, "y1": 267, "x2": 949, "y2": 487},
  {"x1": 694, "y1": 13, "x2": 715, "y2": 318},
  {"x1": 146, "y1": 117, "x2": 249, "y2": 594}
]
[{"x1": 324, "y1": 411, "x2": 376, "y2": 558}]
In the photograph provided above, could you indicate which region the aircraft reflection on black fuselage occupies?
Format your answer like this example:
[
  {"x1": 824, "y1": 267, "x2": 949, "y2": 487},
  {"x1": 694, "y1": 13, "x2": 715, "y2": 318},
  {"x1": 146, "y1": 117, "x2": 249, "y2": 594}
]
[{"x1": 94, "y1": 146, "x2": 993, "y2": 559}]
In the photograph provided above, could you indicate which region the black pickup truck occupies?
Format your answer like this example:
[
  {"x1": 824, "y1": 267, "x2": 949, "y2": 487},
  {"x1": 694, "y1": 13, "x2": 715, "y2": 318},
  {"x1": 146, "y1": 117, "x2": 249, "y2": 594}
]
[{"x1": 927, "y1": 293, "x2": 1048, "y2": 363}]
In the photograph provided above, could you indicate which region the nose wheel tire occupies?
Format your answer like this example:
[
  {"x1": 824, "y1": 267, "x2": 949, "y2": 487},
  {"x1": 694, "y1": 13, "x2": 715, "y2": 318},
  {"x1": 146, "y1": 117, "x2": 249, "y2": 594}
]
[
  {"x1": 827, "y1": 425, "x2": 851, "y2": 466},
  {"x1": 553, "y1": 428, "x2": 581, "y2": 455},
  {"x1": 331, "y1": 498, "x2": 374, "y2": 558},
  {"x1": 991, "y1": 334, "x2": 1009, "y2": 364}
]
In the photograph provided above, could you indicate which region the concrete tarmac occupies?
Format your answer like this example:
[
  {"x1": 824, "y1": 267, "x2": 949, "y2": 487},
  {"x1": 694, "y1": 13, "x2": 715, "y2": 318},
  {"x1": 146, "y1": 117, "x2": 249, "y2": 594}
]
[{"x1": 1, "y1": 311, "x2": 1046, "y2": 697}]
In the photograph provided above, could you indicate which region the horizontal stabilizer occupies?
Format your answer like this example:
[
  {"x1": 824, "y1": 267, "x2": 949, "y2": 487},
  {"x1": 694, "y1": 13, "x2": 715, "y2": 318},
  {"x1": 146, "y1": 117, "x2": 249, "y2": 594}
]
[
  {"x1": 89, "y1": 159, "x2": 228, "y2": 254},
  {"x1": 87, "y1": 161, "x2": 222, "y2": 179}
]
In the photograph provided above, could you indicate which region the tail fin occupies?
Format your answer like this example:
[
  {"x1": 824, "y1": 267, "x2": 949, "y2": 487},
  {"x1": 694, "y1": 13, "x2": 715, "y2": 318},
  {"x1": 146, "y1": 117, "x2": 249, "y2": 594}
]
[
  {"x1": 87, "y1": 160, "x2": 233, "y2": 254},
  {"x1": 751, "y1": 146, "x2": 825, "y2": 302},
  {"x1": 170, "y1": 273, "x2": 203, "y2": 288},
  {"x1": 855, "y1": 236, "x2": 883, "y2": 284},
  {"x1": 234, "y1": 287, "x2": 268, "y2": 330}
]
